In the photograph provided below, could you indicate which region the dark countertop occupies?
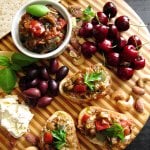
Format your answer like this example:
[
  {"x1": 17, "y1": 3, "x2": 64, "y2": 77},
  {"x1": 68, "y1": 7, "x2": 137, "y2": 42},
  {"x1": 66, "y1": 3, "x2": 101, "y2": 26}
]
[{"x1": 124, "y1": 0, "x2": 150, "y2": 150}]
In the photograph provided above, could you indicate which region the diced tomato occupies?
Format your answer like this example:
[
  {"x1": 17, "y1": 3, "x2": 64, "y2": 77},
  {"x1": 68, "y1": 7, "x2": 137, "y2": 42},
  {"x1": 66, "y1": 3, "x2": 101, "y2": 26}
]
[
  {"x1": 58, "y1": 18, "x2": 67, "y2": 29},
  {"x1": 124, "y1": 127, "x2": 131, "y2": 136},
  {"x1": 74, "y1": 84, "x2": 87, "y2": 93},
  {"x1": 29, "y1": 20, "x2": 45, "y2": 36},
  {"x1": 120, "y1": 120, "x2": 131, "y2": 128},
  {"x1": 95, "y1": 120, "x2": 110, "y2": 131},
  {"x1": 81, "y1": 114, "x2": 90, "y2": 124},
  {"x1": 44, "y1": 132, "x2": 53, "y2": 144}
]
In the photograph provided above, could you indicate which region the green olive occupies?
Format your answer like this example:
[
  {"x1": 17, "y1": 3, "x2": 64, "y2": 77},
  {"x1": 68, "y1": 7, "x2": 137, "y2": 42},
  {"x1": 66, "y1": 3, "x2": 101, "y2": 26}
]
[{"x1": 26, "y1": 4, "x2": 50, "y2": 17}]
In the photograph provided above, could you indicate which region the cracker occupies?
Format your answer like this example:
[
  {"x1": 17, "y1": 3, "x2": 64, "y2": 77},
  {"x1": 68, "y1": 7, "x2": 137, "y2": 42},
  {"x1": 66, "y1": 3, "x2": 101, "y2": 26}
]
[{"x1": 0, "y1": 0, "x2": 28, "y2": 39}]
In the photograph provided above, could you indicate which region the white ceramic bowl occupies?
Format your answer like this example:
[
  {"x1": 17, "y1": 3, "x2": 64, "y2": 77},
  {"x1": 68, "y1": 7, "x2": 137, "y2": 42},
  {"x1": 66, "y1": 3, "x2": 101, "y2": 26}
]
[{"x1": 11, "y1": 0, "x2": 72, "y2": 59}]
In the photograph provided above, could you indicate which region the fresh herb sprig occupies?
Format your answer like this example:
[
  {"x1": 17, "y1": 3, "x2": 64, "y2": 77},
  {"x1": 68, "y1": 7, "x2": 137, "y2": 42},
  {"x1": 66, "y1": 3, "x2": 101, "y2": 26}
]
[
  {"x1": 0, "y1": 52, "x2": 38, "y2": 93},
  {"x1": 82, "y1": 5, "x2": 95, "y2": 21},
  {"x1": 84, "y1": 72, "x2": 105, "y2": 91},
  {"x1": 52, "y1": 129, "x2": 66, "y2": 150},
  {"x1": 102, "y1": 123, "x2": 125, "y2": 141}
]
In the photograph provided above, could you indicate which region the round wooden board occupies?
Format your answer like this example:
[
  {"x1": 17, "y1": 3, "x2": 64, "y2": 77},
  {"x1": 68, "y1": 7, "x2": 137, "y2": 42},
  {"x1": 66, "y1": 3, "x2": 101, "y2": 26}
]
[{"x1": 0, "y1": 0, "x2": 150, "y2": 150}]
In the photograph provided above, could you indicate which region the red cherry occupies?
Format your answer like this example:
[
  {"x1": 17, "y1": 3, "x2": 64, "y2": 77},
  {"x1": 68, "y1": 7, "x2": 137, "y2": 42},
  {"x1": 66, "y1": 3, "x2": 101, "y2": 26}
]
[
  {"x1": 115, "y1": 36, "x2": 127, "y2": 52},
  {"x1": 44, "y1": 132, "x2": 53, "y2": 144},
  {"x1": 98, "y1": 39, "x2": 113, "y2": 53},
  {"x1": 117, "y1": 67, "x2": 134, "y2": 80},
  {"x1": 132, "y1": 55, "x2": 145, "y2": 70},
  {"x1": 79, "y1": 22, "x2": 93, "y2": 38},
  {"x1": 74, "y1": 84, "x2": 87, "y2": 93},
  {"x1": 107, "y1": 24, "x2": 120, "y2": 40},
  {"x1": 115, "y1": 16, "x2": 130, "y2": 31},
  {"x1": 81, "y1": 41, "x2": 97, "y2": 58},
  {"x1": 103, "y1": 2, "x2": 117, "y2": 18},
  {"x1": 93, "y1": 24, "x2": 108, "y2": 42},
  {"x1": 121, "y1": 45, "x2": 138, "y2": 62},
  {"x1": 97, "y1": 11, "x2": 108, "y2": 25},
  {"x1": 107, "y1": 52, "x2": 120, "y2": 67},
  {"x1": 128, "y1": 35, "x2": 142, "y2": 50}
]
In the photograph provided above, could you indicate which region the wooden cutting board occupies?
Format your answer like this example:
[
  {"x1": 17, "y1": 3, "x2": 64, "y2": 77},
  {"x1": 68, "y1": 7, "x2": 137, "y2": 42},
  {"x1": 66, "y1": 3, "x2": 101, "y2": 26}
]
[{"x1": 0, "y1": 0, "x2": 150, "y2": 149}]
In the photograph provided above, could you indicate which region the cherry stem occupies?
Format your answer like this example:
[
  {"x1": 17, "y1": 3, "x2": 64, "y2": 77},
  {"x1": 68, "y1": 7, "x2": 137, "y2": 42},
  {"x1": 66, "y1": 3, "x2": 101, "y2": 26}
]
[{"x1": 130, "y1": 23, "x2": 148, "y2": 27}]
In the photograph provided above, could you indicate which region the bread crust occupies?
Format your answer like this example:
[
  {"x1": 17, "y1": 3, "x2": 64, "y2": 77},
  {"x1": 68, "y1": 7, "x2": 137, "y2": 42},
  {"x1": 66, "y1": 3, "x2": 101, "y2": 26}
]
[
  {"x1": 78, "y1": 106, "x2": 135, "y2": 150},
  {"x1": 59, "y1": 63, "x2": 111, "y2": 104},
  {"x1": 40, "y1": 111, "x2": 81, "y2": 150}
]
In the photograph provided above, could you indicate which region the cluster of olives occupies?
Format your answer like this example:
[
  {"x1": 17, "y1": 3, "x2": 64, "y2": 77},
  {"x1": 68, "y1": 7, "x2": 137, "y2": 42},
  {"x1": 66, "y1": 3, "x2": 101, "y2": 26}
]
[{"x1": 19, "y1": 58, "x2": 69, "y2": 107}]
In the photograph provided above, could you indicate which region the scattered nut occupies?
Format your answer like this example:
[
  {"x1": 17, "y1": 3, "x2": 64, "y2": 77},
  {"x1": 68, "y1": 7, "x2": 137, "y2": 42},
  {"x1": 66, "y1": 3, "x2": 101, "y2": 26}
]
[
  {"x1": 25, "y1": 132, "x2": 39, "y2": 145},
  {"x1": 136, "y1": 79, "x2": 144, "y2": 88},
  {"x1": 25, "y1": 146, "x2": 38, "y2": 150},
  {"x1": 135, "y1": 98, "x2": 144, "y2": 113},
  {"x1": 112, "y1": 90, "x2": 128, "y2": 101},
  {"x1": 136, "y1": 75, "x2": 150, "y2": 88},
  {"x1": 117, "y1": 96, "x2": 134, "y2": 111},
  {"x1": 132, "y1": 86, "x2": 145, "y2": 95}
]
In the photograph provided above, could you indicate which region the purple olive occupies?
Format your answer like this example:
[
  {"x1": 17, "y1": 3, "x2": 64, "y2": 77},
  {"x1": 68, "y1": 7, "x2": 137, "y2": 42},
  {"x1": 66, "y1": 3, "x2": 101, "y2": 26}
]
[
  {"x1": 48, "y1": 79, "x2": 59, "y2": 96},
  {"x1": 38, "y1": 80, "x2": 48, "y2": 95},
  {"x1": 24, "y1": 97, "x2": 38, "y2": 107},
  {"x1": 19, "y1": 76, "x2": 29, "y2": 91},
  {"x1": 26, "y1": 68, "x2": 39, "y2": 79},
  {"x1": 40, "y1": 67, "x2": 49, "y2": 80},
  {"x1": 37, "y1": 96, "x2": 52, "y2": 107},
  {"x1": 28, "y1": 78, "x2": 39, "y2": 88},
  {"x1": 23, "y1": 88, "x2": 41, "y2": 99},
  {"x1": 49, "y1": 58, "x2": 59, "y2": 74},
  {"x1": 56, "y1": 66, "x2": 69, "y2": 81}
]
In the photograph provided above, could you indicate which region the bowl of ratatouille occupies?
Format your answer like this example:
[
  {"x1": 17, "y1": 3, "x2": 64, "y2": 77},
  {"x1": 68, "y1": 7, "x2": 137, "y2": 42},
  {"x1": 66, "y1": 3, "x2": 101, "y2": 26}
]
[{"x1": 11, "y1": 0, "x2": 72, "y2": 59}]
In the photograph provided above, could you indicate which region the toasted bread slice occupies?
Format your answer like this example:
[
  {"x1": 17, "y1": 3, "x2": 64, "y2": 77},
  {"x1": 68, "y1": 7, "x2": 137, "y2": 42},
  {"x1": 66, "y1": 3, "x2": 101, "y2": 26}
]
[
  {"x1": 40, "y1": 111, "x2": 81, "y2": 150},
  {"x1": 59, "y1": 63, "x2": 111, "y2": 104},
  {"x1": 78, "y1": 106, "x2": 135, "y2": 150}
]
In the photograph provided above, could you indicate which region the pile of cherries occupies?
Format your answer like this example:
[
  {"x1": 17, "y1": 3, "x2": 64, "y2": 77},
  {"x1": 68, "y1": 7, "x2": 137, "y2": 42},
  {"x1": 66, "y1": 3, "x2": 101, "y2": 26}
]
[
  {"x1": 79, "y1": 2, "x2": 145, "y2": 80},
  {"x1": 19, "y1": 58, "x2": 69, "y2": 107}
]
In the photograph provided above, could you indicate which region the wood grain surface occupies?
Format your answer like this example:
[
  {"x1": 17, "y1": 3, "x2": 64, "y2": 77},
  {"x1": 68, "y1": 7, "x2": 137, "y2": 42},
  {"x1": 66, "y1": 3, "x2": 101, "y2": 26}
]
[{"x1": 0, "y1": 0, "x2": 150, "y2": 150}]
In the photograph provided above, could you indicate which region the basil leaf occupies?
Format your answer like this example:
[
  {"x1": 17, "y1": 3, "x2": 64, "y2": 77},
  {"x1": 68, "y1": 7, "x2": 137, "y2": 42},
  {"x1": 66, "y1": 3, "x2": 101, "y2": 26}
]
[
  {"x1": 26, "y1": 4, "x2": 50, "y2": 17},
  {"x1": 102, "y1": 123, "x2": 125, "y2": 141},
  {"x1": 0, "y1": 55, "x2": 10, "y2": 66},
  {"x1": 11, "y1": 53, "x2": 38, "y2": 67},
  {"x1": 83, "y1": 5, "x2": 95, "y2": 21},
  {"x1": 84, "y1": 72, "x2": 104, "y2": 91},
  {"x1": 10, "y1": 63, "x2": 22, "y2": 71},
  {"x1": 0, "y1": 68, "x2": 17, "y2": 93},
  {"x1": 52, "y1": 129, "x2": 66, "y2": 150}
]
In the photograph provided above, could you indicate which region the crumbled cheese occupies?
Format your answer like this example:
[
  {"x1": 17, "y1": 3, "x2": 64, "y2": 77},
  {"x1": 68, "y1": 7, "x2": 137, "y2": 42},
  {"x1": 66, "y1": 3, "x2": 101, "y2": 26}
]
[
  {"x1": 0, "y1": 95, "x2": 34, "y2": 138},
  {"x1": 71, "y1": 17, "x2": 77, "y2": 27}
]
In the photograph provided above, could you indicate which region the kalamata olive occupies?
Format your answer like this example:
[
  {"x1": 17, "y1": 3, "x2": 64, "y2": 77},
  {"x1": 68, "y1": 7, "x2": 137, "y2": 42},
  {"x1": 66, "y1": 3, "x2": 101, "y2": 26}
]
[
  {"x1": 48, "y1": 79, "x2": 59, "y2": 96},
  {"x1": 28, "y1": 78, "x2": 39, "y2": 88},
  {"x1": 24, "y1": 97, "x2": 38, "y2": 107},
  {"x1": 19, "y1": 76, "x2": 29, "y2": 91},
  {"x1": 23, "y1": 88, "x2": 41, "y2": 99},
  {"x1": 40, "y1": 67, "x2": 49, "y2": 80},
  {"x1": 56, "y1": 66, "x2": 69, "y2": 81},
  {"x1": 26, "y1": 68, "x2": 39, "y2": 79},
  {"x1": 38, "y1": 80, "x2": 48, "y2": 95},
  {"x1": 23, "y1": 64, "x2": 39, "y2": 73},
  {"x1": 49, "y1": 58, "x2": 59, "y2": 74},
  {"x1": 37, "y1": 96, "x2": 52, "y2": 107}
]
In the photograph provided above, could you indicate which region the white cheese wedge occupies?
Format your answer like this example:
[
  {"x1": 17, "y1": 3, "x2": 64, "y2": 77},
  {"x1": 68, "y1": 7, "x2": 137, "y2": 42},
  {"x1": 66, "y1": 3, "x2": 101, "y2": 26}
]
[{"x1": 0, "y1": 95, "x2": 34, "y2": 138}]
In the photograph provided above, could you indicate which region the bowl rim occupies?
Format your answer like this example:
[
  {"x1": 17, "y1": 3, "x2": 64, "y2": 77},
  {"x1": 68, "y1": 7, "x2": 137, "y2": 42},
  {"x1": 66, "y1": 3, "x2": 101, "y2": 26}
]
[{"x1": 11, "y1": 0, "x2": 72, "y2": 59}]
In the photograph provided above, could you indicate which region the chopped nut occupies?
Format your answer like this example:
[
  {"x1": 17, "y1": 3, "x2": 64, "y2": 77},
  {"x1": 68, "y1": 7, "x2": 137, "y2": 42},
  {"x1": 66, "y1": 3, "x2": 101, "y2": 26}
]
[
  {"x1": 132, "y1": 86, "x2": 145, "y2": 95},
  {"x1": 135, "y1": 98, "x2": 144, "y2": 113},
  {"x1": 68, "y1": 5, "x2": 83, "y2": 18}
]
